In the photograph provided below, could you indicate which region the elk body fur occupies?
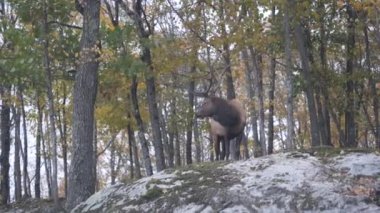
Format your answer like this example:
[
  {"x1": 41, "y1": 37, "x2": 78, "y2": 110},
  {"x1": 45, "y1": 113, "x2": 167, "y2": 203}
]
[{"x1": 196, "y1": 97, "x2": 246, "y2": 160}]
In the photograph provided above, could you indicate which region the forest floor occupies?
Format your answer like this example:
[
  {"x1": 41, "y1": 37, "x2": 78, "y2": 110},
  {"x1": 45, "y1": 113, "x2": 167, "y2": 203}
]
[{"x1": 2, "y1": 149, "x2": 380, "y2": 213}]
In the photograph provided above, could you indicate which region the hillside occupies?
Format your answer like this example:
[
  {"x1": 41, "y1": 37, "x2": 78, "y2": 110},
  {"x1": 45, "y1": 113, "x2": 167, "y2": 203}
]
[{"x1": 70, "y1": 151, "x2": 380, "y2": 213}]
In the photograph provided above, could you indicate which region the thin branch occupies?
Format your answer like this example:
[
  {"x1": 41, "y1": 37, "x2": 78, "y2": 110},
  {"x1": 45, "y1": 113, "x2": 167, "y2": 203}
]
[
  {"x1": 47, "y1": 21, "x2": 82, "y2": 30},
  {"x1": 166, "y1": 0, "x2": 222, "y2": 53},
  {"x1": 97, "y1": 134, "x2": 118, "y2": 157}
]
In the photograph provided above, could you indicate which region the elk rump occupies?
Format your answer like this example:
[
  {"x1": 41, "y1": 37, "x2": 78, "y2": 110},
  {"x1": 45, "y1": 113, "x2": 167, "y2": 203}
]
[{"x1": 196, "y1": 97, "x2": 246, "y2": 160}]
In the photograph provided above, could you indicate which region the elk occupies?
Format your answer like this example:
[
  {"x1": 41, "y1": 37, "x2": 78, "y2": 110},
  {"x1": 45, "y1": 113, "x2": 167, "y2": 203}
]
[{"x1": 196, "y1": 96, "x2": 246, "y2": 160}]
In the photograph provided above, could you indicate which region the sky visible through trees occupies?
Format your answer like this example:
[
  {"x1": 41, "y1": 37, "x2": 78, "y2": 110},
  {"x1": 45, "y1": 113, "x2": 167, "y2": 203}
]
[{"x1": 0, "y1": 0, "x2": 379, "y2": 210}]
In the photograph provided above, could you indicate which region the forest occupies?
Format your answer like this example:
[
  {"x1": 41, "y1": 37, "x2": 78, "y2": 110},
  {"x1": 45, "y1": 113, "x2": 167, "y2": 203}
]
[{"x1": 0, "y1": 0, "x2": 379, "y2": 211}]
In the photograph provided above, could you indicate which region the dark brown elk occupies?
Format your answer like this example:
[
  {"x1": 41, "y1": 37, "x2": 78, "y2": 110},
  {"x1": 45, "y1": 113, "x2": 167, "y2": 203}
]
[{"x1": 196, "y1": 97, "x2": 246, "y2": 160}]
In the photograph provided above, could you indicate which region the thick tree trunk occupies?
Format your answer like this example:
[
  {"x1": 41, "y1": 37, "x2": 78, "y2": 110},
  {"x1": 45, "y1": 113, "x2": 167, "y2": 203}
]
[
  {"x1": 0, "y1": 86, "x2": 11, "y2": 205},
  {"x1": 218, "y1": 0, "x2": 235, "y2": 100},
  {"x1": 284, "y1": 3, "x2": 295, "y2": 151},
  {"x1": 67, "y1": 0, "x2": 100, "y2": 210},
  {"x1": 344, "y1": 3, "x2": 357, "y2": 148},
  {"x1": 130, "y1": 76, "x2": 153, "y2": 176},
  {"x1": 12, "y1": 104, "x2": 22, "y2": 202},
  {"x1": 141, "y1": 47, "x2": 166, "y2": 171}
]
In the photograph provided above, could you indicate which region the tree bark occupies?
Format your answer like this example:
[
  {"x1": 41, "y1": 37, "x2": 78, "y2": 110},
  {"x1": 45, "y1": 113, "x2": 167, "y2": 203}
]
[
  {"x1": 317, "y1": 1, "x2": 332, "y2": 147},
  {"x1": 363, "y1": 22, "x2": 380, "y2": 148},
  {"x1": 42, "y1": 0, "x2": 59, "y2": 205},
  {"x1": 141, "y1": 47, "x2": 166, "y2": 171},
  {"x1": 35, "y1": 92, "x2": 43, "y2": 199},
  {"x1": 43, "y1": 113, "x2": 52, "y2": 198},
  {"x1": 158, "y1": 101, "x2": 171, "y2": 167},
  {"x1": 218, "y1": 0, "x2": 235, "y2": 100},
  {"x1": 67, "y1": 0, "x2": 100, "y2": 210},
  {"x1": 241, "y1": 48, "x2": 260, "y2": 157},
  {"x1": 12, "y1": 102, "x2": 22, "y2": 202},
  {"x1": 344, "y1": 3, "x2": 357, "y2": 148},
  {"x1": 268, "y1": 57, "x2": 276, "y2": 154},
  {"x1": 56, "y1": 82, "x2": 68, "y2": 197},
  {"x1": 284, "y1": 2, "x2": 295, "y2": 151},
  {"x1": 291, "y1": 5, "x2": 320, "y2": 147},
  {"x1": 130, "y1": 76, "x2": 153, "y2": 176},
  {"x1": 130, "y1": 0, "x2": 166, "y2": 172},
  {"x1": 194, "y1": 98, "x2": 202, "y2": 163},
  {"x1": 186, "y1": 65, "x2": 195, "y2": 165},
  {"x1": 0, "y1": 86, "x2": 11, "y2": 205},
  {"x1": 250, "y1": 48, "x2": 266, "y2": 155},
  {"x1": 20, "y1": 88, "x2": 30, "y2": 197}
]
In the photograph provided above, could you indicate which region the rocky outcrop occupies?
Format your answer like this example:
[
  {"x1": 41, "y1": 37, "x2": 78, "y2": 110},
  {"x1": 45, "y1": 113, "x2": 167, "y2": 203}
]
[{"x1": 72, "y1": 152, "x2": 380, "y2": 213}]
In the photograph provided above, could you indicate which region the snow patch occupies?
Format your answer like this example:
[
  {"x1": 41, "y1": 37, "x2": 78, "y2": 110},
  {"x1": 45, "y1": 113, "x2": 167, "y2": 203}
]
[
  {"x1": 333, "y1": 153, "x2": 380, "y2": 176},
  {"x1": 220, "y1": 205, "x2": 250, "y2": 213},
  {"x1": 173, "y1": 203, "x2": 205, "y2": 213}
]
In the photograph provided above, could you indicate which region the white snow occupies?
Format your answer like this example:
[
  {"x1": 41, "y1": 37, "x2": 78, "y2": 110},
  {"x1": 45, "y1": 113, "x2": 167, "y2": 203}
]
[
  {"x1": 173, "y1": 203, "x2": 205, "y2": 213},
  {"x1": 333, "y1": 152, "x2": 380, "y2": 176},
  {"x1": 220, "y1": 205, "x2": 250, "y2": 213}
]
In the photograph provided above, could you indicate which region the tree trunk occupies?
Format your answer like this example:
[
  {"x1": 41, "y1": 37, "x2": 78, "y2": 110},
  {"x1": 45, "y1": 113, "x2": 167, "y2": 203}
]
[
  {"x1": 194, "y1": 98, "x2": 202, "y2": 163},
  {"x1": 141, "y1": 47, "x2": 166, "y2": 172},
  {"x1": 35, "y1": 92, "x2": 43, "y2": 199},
  {"x1": 43, "y1": 113, "x2": 52, "y2": 198},
  {"x1": 12, "y1": 103, "x2": 22, "y2": 202},
  {"x1": 317, "y1": 1, "x2": 332, "y2": 147},
  {"x1": 127, "y1": 117, "x2": 141, "y2": 179},
  {"x1": 130, "y1": 0, "x2": 166, "y2": 172},
  {"x1": 250, "y1": 48, "x2": 266, "y2": 155},
  {"x1": 363, "y1": 22, "x2": 380, "y2": 148},
  {"x1": 241, "y1": 48, "x2": 260, "y2": 157},
  {"x1": 284, "y1": 2, "x2": 295, "y2": 151},
  {"x1": 56, "y1": 82, "x2": 68, "y2": 197},
  {"x1": 218, "y1": 0, "x2": 235, "y2": 100},
  {"x1": 42, "y1": 0, "x2": 59, "y2": 205},
  {"x1": 110, "y1": 142, "x2": 117, "y2": 184},
  {"x1": 20, "y1": 89, "x2": 30, "y2": 197},
  {"x1": 186, "y1": 65, "x2": 195, "y2": 165},
  {"x1": 164, "y1": 87, "x2": 175, "y2": 167},
  {"x1": 130, "y1": 76, "x2": 153, "y2": 176},
  {"x1": 268, "y1": 57, "x2": 276, "y2": 154},
  {"x1": 158, "y1": 101, "x2": 171, "y2": 167},
  {"x1": 344, "y1": 3, "x2": 357, "y2": 148},
  {"x1": 292, "y1": 7, "x2": 320, "y2": 147},
  {"x1": 171, "y1": 99, "x2": 181, "y2": 167},
  {"x1": 0, "y1": 86, "x2": 11, "y2": 205},
  {"x1": 67, "y1": 0, "x2": 100, "y2": 210}
]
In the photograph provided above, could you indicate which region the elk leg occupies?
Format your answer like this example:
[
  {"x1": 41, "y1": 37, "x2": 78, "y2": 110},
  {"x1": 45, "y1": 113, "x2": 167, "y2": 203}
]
[
  {"x1": 235, "y1": 133, "x2": 243, "y2": 160},
  {"x1": 214, "y1": 135, "x2": 220, "y2": 161},
  {"x1": 225, "y1": 136, "x2": 230, "y2": 160},
  {"x1": 221, "y1": 137, "x2": 227, "y2": 160}
]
